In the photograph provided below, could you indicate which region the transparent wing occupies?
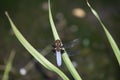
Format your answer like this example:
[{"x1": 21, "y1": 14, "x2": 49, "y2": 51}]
[
  {"x1": 37, "y1": 39, "x2": 80, "y2": 57},
  {"x1": 38, "y1": 44, "x2": 53, "y2": 56},
  {"x1": 56, "y1": 51, "x2": 62, "y2": 67},
  {"x1": 64, "y1": 39, "x2": 79, "y2": 48}
]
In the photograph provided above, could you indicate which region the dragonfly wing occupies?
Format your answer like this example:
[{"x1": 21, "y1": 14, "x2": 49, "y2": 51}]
[
  {"x1": 56, "y1": 51, "x2": 62, "y2": 67},
  {"x1": 64, "y1": 39, "x2": 79, "y2": 48}
]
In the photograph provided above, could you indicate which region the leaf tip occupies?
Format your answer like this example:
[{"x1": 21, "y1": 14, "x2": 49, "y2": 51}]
[
  {"x1": 5, "y1": 11, "x2": 8, "y2": 16},
  {"x1": 86, "y1": 0, "x2": 91, "y2": 7}
]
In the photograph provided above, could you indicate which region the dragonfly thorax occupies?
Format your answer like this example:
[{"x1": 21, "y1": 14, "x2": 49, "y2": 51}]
[{"x1": 54, "y1": 39, "x2": 63, "y2": 52}]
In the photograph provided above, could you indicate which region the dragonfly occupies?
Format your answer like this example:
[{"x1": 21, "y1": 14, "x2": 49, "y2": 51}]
[
  {"x1": 36, "y1": 39, "x2": 79, "y2": 67},
  {"x1": 52, "y1": 39, "x2": 64, "y2": 67},
  {"x1": 52, "y1": 39, "x2": 79, "y2": 67}
]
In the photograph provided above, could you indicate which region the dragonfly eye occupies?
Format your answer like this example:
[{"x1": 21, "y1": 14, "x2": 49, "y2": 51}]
[{"x1": 55, "y1": 39, "x2": 60, "y2": 43}]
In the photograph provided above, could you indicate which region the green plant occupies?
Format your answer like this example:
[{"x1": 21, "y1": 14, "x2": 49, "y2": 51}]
[
  {"x1": 48, "y1": 0, "x2": 82, "y2": 79},
  {"x1": 5, "y1": 0, "x2": 120, "y2": 80},
  {"x1": 5, "y1": 0, "x2": 83, "y2": 79},
  {"x1": 5, "y1": 12, "x2": 69, "y2": 80},
  {"x1": 86, "y1": 0, "x2": 120, "y2": 65},
  {"x1": 2, "y1": 50, "x2": 16, "y2": 80}
]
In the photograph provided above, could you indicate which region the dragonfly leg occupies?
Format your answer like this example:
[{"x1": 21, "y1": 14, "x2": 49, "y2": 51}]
[{"x1": 61, "y1": 50, "x2": 64, "y2": 54}]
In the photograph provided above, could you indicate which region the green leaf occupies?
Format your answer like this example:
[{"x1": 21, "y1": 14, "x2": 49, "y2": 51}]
[
  {"x1": 2, "y1": 49, "x2": 16, "y2": 80},
  {"x1": 48, "y1": 0, "x2": 82, "y2": 79},
  {"x1": 86, "y1": 1, "x2": 120, "y2": 65},
  {"x1": 5, "y1": 12, "x2": 69, "y2": 80}
]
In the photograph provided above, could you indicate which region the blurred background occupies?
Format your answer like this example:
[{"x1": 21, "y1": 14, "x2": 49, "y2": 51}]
[{"x1": 0, "y1": 0, "x2": 120, "y2": 80}]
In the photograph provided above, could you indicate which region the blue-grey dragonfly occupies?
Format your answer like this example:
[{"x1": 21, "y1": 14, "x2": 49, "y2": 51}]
[
  {"x1": 52, "y1": 39, "x2": 79, "y2": 67},
  {"x1": 52, "y1": 39, "x2": 64, "y2": 66}
]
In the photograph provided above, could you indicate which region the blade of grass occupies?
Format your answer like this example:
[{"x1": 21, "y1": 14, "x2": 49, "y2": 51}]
[
  {"x1": 48, "y1": 0, "x2": 82, "y2": 79},
  {"x1": 48, "y1": 0, "x2": 60, "y2": 40},
  {"x1": 2, "y1": 49, "x2": 16, "y2": 80},
  {"x1": 5, "y1": 12, "x2": 69, "y2": 80},
  {"x1": 86, "y1": 1, "x2": 120, "y2": 65},
  {"x1": 21, "y1": 45, "x2": 53, "y2": 73}
]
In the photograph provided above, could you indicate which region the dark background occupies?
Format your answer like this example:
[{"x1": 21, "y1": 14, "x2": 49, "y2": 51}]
[{"x1": 0, "y1": 0, "x2": 120, "y2": 80}]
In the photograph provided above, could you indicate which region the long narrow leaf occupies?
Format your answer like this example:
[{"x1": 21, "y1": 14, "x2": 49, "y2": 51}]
[
  {"x1": 48, "y1": 0, "x2": 82, "y2": 79},
  {"x1": 86, "y1": 1, "x2": 120, "y2": 65},
  {"x1": 2, "y1": 50, "x2": 16, "y2": 80},
  {"x1": 5, "y1": 12, "x2": 69, "y2": 80}
]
